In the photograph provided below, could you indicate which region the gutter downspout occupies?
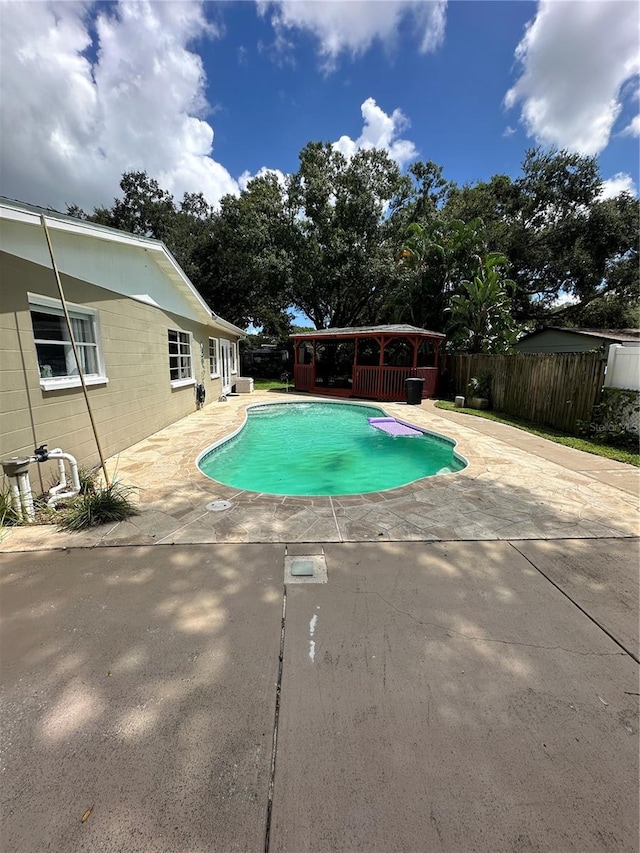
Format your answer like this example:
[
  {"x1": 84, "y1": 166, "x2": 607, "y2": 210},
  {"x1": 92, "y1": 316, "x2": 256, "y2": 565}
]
[{"x1": 40, "y1": 215, "x2": 110, "y2": 486}]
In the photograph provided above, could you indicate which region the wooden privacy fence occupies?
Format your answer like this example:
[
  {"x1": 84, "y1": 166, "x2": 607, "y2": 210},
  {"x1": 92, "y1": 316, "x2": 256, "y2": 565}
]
[{"x1": 446, "y1": 352, "x2": 607, "y2": 434}]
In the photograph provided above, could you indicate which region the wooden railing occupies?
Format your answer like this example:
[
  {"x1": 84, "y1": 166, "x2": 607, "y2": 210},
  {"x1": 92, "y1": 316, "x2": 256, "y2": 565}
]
[
  {"x1": 293, "y1": 363, "x2": 314, "y2": 392},
  {"x1": 353, "y1": 366, "x2": 437, "y2": 401},
  {"x1": 294, "y1": 363, "x2": 438, "y2": 400}
]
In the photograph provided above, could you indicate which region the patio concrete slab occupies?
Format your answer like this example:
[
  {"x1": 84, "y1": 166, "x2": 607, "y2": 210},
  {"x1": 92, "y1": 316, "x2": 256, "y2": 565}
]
[
  {"x1": 513, "y1": 538, "x2": 640, "y2": 660},
  {"x1": 0, "y1": 545, "x2": 283, "y2": 853},
  {"x1": 270, "y1": 541, "x2": 639, "y2": 853},
  {"x1": 424, "y1": 402, "x2": 639, "y2": 484},
  {"x1": 504, "y1": 440, "x2": 638, "y2": 473}
]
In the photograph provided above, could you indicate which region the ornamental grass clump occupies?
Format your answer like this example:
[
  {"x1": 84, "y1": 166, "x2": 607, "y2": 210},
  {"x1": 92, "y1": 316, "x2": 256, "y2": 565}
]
[
  {"x1": 77, "y1": 466, "x2": 98, "y2": 495},
  {"x1": 57, "y1": 481, "x2": 139, "y2": 532},
  {"x1": 0, "y1": 483, "x2": 21, "y2": 527}
]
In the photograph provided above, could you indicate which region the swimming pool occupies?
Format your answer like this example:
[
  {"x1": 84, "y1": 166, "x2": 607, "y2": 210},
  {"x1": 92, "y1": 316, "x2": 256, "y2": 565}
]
[{"x1": 197, "y1": 402, "x2": 467, "y2": 496}]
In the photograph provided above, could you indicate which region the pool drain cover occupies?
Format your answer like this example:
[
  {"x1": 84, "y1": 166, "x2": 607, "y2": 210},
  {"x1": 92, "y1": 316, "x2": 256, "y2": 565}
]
[
  {"x1": 285, "y1": 554, "x2": 328, "y2": 584},
  {"x1": 205, "y1": 500, "x2": 233, "y2": 512}
]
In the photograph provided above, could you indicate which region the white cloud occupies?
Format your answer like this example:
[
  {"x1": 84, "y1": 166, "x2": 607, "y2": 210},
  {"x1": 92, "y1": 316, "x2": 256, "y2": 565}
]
[
  {"x1": 600, "y1": 172, "x2": 637, "y2": 200},
  {"x1": 237, "y1": 98, "x2": 417, "y2": 200},
  {"x1": 238, "y1": 166, "x2": 287, "y2": 192},
  {"x1": 505, "y1": 0, "x2": 640, "y2": 155},
  {"x1": 503, "y1": 125, "x2": 517, "y2": 138},
  {"x1": 0, "y1": 0, "x2": 238, "y2": 211},
  {"x1": 551, "y1": 291, "x2": 580, "y2": 308},
  {"x1": 334, "y1": 98, "x2": 418, "y2": 168},
  {"x1": 621, "y1": 114, "x2": 640, "y2": 137},
  {"x1": 257, "y1": 0, "x2": 447, "y2": 71}
]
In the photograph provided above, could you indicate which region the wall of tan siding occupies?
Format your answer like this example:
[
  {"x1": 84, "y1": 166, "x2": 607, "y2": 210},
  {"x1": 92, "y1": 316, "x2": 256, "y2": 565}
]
[{"x1": 0, "y1": 252, "x2": 239, "y2": 476}]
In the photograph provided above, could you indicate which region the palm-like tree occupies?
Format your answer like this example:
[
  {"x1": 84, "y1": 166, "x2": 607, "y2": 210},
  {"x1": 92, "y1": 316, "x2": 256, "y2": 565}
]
[{"x1": 446, "y1": 253, "x2": 520, "y2": 353}]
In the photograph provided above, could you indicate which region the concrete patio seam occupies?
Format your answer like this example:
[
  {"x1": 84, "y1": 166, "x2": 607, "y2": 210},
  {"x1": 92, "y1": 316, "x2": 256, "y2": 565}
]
[
  {"x1": 2, "y1": 532, "x2": 640, "y2": 555},
  {"x1": 328, "y1": 496, "x2": 343, "y2": 542},
  {"x1": 264, "y1": 586, "x2": 287, "y2": 853}
]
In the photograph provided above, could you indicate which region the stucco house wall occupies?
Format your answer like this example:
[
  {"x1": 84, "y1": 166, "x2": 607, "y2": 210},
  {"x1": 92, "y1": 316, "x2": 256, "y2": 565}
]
[{"x1": 0, "y1": 200, "x2": 244, "y2": 476}]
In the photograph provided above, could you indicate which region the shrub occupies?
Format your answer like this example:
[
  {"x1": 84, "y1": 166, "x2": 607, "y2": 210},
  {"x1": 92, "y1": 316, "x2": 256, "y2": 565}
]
[
  {"x1": 468, "y1": 371, "x2": 493, "y2": 402},
  {"x1": 57, "y1": 482, "x2": 139, "y2": 532},
  {"x1": 77, "y1": 466, "x2": 98, "y2": 495},
  {"x1": 580, "y1": 388, "x2": 640, "y2": 449}
]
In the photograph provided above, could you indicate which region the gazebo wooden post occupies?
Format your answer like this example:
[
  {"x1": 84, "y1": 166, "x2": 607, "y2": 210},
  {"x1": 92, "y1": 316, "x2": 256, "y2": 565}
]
[
  {"x1": 352, "y1": 336, "x2": 359, "y2": 393},
  {"x1": 312, "y1": 339, "x2": 317, "y2": 389},
  {"x1": 377, "y1": 335, "x2": 385, "y2": 400},
  {"x1": 412, "y1": 337, "x2": 419, "y2": 369},
  {"x1": 295, "y1": 341, "x2": 303, "y2": 390},
  {"x1": 433, "y1": 338, "x2": 442, "y2": 398}
]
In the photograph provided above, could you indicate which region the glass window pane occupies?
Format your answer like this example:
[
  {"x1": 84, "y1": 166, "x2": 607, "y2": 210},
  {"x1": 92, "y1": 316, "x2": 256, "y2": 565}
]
[
  {"x1": 31, "y1": 311, "x2": 65, "y2": 341},
  {"x1": 78, "y1": 345, "x2": 98, "y2": 374},
  {"x1": 35, "y1": 343, "x2": 69, "y2": 377},
  {"x1": 71, "y1": 315, "x2": 94, "y2": 344},
  {"x1": 209, "y1": 338, "x2": 218, "y2": 373}
]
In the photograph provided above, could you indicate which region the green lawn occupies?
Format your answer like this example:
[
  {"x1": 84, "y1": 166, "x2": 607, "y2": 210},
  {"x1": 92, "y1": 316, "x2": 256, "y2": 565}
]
[
  {"x1": 252, "y1": 377, "x2": 294, "y2": 392},
  {"x1": 434, "y1": 400, "x2": 639, "y2": 467}
]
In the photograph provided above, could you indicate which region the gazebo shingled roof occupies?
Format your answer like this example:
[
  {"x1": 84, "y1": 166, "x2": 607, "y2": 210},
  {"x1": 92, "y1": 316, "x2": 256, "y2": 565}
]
[{"x1": 290, "y1": 324, "x2": 445, "y2": 339}]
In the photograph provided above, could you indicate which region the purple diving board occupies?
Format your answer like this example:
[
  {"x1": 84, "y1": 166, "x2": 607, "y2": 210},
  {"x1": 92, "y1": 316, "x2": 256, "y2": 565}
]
[{"x1": 367, "y1": 417, "x2": 423, "y2": 437}]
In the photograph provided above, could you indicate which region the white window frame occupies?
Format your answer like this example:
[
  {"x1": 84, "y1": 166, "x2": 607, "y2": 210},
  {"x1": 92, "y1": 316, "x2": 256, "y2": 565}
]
[
  {"x1": 28, "y1": 293, "x2": 108, "y2": 391},
  {"x1": 209, "y1": 337, "x2": 220, "y2": 378},
  {"x1": 231, "y1": 341, "x2": 238, "y2": 375},
  {"x1": 168, "y1": 328, "x2": 195, "y2": 388}
]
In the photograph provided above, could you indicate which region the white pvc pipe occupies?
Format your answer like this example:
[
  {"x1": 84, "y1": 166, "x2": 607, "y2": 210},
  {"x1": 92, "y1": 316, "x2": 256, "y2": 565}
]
[
  {"x1": 48, "y1": 453, "x2": 68, "y2": 496},
  {"x1": 46, "y1": 449, "x2": 81, "y2": 507},
  {"x1": 8, "y1": 477, "x2": 23, "y2": 520},
  {"x1": 17, "y1": 471, "x2": 35, "y2": 521}
]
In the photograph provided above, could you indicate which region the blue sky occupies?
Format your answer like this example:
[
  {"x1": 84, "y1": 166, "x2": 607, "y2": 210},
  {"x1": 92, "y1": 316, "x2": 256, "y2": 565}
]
[
  {"x1": 1, "y1": 1, "x2": 638, "y2": 212},
  {"x1": 210, "y1": 1, "x2": 544, "y2": 185}
]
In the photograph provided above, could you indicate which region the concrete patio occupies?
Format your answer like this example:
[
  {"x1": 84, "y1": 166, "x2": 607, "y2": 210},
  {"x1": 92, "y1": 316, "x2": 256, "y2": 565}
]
[
  {"x1": 1, "y1": 540, "x2": 638, "y2": 852},
  {"x1": 0, "y1": 391, "x2": 637, "y2": 551},
  {"x1": 1, "y1": 393, "x2": 638, "y2": 851}
]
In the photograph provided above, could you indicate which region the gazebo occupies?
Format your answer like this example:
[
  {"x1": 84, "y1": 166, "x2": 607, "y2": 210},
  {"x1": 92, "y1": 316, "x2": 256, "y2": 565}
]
[{"x1": 290, "y1": 324, "x2": 445, "y2": 402}]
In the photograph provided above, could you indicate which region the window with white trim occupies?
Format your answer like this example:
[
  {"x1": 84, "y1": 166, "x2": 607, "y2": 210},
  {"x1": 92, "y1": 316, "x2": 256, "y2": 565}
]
[
  {"x1": 231, "y1": 341, "x2": 238, "y2": 374},
  {"x1": 168, "y1": 329, "x2": 194, "y2": 385},
  {"x1": 209, "y1": 337, "x2": 220, "y2": 377},
  {"x1": 29, "y1": 294, "x2": 106, "y2": 390}
]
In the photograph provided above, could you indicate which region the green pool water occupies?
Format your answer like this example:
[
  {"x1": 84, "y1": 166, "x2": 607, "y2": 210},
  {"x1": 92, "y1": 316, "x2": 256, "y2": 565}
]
[{"x1": 198, "y1": 402, "x2": 466, "y2": 496}]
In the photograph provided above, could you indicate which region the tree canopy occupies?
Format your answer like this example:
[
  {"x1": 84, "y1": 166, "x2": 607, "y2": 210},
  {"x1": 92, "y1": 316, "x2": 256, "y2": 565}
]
[{"x1": 68, "y1": 145, "x2": 639, "y2": 349}]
